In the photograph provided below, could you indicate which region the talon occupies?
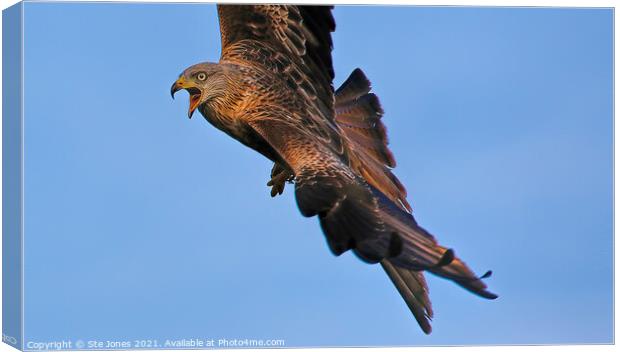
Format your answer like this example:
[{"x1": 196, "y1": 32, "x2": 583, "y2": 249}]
[{"x1": 267, "y1": 163, "x2": 293, "y2": 197}]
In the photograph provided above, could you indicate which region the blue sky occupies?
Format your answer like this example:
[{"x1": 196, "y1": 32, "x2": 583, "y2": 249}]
[{"x1": 21, "y1": 3, "x2": 612, "y2": 347}]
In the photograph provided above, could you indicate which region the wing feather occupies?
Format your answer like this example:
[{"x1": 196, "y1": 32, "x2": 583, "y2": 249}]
[
  {"x1": 218, "y1": 4, "x2": 335, "y2": 123},
  {"x1": 335, "y1": 69, "x2": 411, "y2": 211},
  {"x1": 218, "y1": 5, "x2": 343, "y2": 157}
]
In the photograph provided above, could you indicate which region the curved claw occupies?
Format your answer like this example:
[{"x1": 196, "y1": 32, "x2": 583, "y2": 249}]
[{"x1": 267, "y1": 164, "x2": 293, "y2": 197}]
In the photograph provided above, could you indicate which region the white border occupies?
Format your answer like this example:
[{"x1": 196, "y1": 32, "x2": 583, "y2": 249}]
[{"x1": 0, "y1": 1, "x2": 615, "y2": 352}]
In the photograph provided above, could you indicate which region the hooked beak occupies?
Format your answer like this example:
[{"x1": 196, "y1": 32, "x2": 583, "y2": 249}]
[{"x1": 170, "y1": 77, "x2": 202, "y2": 119}]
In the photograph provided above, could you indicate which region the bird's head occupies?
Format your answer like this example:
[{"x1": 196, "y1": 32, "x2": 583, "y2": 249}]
[{"x1": 170, "y1": 62, "x2": 224, "y2": 118}]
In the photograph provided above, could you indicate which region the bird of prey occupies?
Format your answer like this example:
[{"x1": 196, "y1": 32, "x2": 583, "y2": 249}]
[{"x1": 171, "y1": 4, "x2": 496, "y2": 334}]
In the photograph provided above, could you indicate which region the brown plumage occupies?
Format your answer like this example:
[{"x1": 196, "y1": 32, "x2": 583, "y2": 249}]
[{"x1": 171, "y1": 4, "x2": 496, "y2": 334}]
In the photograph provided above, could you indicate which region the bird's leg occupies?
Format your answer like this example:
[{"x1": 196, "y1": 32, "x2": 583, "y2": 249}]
[{"x1": 267, "y1": 162, "x2": 294, "y2": 197}]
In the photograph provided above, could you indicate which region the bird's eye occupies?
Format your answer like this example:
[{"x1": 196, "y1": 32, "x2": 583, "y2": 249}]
[{"x1": 197, "y1": 72, "x2": 207, "y2": 81}]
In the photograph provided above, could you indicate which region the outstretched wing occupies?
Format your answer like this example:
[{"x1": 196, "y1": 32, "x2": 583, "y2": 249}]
[
  {"x1": 246, "y1": 112, "x2": 497, "y2": 297},
  {"x1": 335, "y1": 68, "x2": 412, "y2": 212},
  {"x1": 218, "y1": 5, "x2": 334, "y2": 91},
  {"x1": 218, "y1": 5, "x2": 339, "y2": 148}
]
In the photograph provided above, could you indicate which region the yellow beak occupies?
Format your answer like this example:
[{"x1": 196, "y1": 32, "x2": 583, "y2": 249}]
[{"x1": 170, "y1": 76, "x2": 202, "y2": 119}]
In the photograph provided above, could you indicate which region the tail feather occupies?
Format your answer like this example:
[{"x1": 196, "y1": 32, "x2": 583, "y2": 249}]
[
  {"x1": 370, "y1": 183, "x2": 497, "y2": 299},
  {"x1": 381, "y1": 260, "x2": 433, "y2": 334},
  {"x1": 296, "y1": 167, "x2": 497, "y2": 333},
  {"x1": 327, "y1": 68, "x2": 497, "y2": 333}
]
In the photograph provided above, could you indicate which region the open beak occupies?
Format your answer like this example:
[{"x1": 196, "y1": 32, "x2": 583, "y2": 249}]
[{"x1": 170, "y1": 77, "x2": 202, "y2": 119}]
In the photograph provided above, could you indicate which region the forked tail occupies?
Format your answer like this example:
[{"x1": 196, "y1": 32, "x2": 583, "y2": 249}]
[{"x1": 330, "y1": 68, "x2": 497, "y2": 334}]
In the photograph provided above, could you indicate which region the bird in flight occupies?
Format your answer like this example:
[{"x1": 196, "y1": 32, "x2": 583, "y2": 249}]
[{"x1": 171, "y1": 4, "x2": 496, "y2": 334}]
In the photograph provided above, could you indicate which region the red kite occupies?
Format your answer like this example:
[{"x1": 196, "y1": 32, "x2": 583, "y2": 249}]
[{"x1": 171, "y1": 5, "x2": 496, "y2": 334}]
